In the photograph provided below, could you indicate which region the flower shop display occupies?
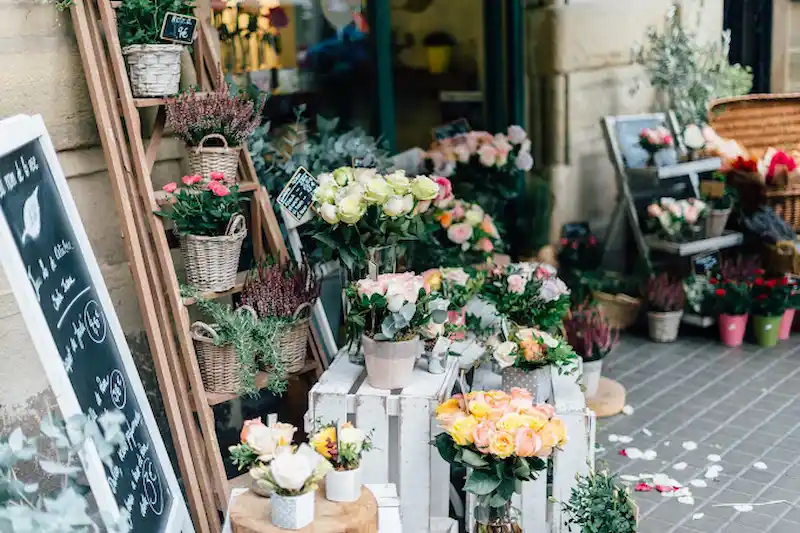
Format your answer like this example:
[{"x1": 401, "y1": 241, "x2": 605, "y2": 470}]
[
  {"x1": 157, "y1": 175, "x2": 247, "y2": 292},
  {"x1": 701, "y1": 172, "x2": 734, "y2": 238},
  {"x1": 750, "y1": 275, "x2": 791, "y2": 347},
  {"x1": 481, "y1": 262, "x2": 571, "y2": 332},
  {"x1": 240, "y1": 260, "x2": 320, "y2": 374},
  {"x1": 561, "y1": 470, "x2": 638, "y2": 533},
  {"x1": 422, "y1": 31, "x2": 457, "y2": 73},
  {"x1": 780, "y1": 278, "x2": 799, "y2": 340},
  {"x1": 310, "y1": 167, "x2": 440, "y2": 276},
  {"x1": 166, "y1": 83, "x2": 266, "y2": 182},
  {"x1": 117, "y1": 0, "x2": 195, "y2": 97},
  {"x1": 646, "y1": 197, "x2": 709, "y2": 241},
  {"x1": 249, "y1": 445, "x2": 332, "y2": 529},
  {"x1": 710, "y1": 277, "x2": 751, "y2": 347},
  {"x1": 492, "y1": 327, "x2": 577, "y2": 401},
  {"x1": 422, "y1": 126, "x2": 533, "y2": 225},
  {"x1": 564, "y1": 307, "x2": 619, "y2": 397},
  {"x1": 758, "y1": 148, "x2": 800, "y2": 189},
  {"x1": 557, "y1": 233, "x2": 601, "y2": 274},
  {"x1": 310, "y1": 422, "x2": 373, "y2": 502},
  {"x1": 645, "y1": 274, "x2": 686, "y2": 342},
  {"x1": 638, "y1": 126, "x2": 675, "y2": 167},
  {"x1": 682, "y1": 124, "x2": 706, "y2": 160},
  {"x1": 433, "y1": 388, "x2": 567, "y2": 533},
  {"x1": 345, "y1": 272, "x2": 449, "y2": 387},
  {"x1": 580, "y1": 270, "x2": 643, "y2": 330},
  {"x1": 423, "y1": 267, "x2": 485, "y2": 340},
  {"x1": 229, "y1": 417, "x2": 297, "y2": 496}
]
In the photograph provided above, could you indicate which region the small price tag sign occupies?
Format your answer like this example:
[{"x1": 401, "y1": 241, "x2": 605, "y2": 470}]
[
  {"x1": 700, "y1": 179, "x2": 725, "y2": 199},
  {"x1": 277, "y1": 167, "x2": 318, "y2": 221},
  {"x1": 691, "y1": 251, "x2": 720, "y2": 276},
  {"x1": 160, "y1": 12, "x2": 198, "y2": 45},
  {"x1": 432, "y1": 118, "x2": 471, "y2": 142}
]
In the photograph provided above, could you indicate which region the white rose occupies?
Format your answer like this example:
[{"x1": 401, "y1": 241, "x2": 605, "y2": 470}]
[
  {"x1": 333, "y1": 167, "x2": 354, "y2": 186},
  {"x1": 354, "y1": 168, "x2": 377, "y2": 185},
  {"x1": 319, "y1": 203, "x2": 339, "y2": 224},
  {"x1": 386, "y1": 293, "x2": 406, "y2": 313},
  {"x1": 493, "y1": 341, "x2": 518, "y2": 369},
  {"x1": 442, "y1": 268, "x2": 470, "y2": 286},
  {"x1": 337, "y1": 195, "x2": 364, "y2": 225},
  {"x1": 317, "y1": 173, "x2": 335, "y2": 187},
  {"x1": 515, "y1": 151, "x2": 534, "y2": 171},
  {"x1": 245, "y1": 426, "x2": 286, "y2": 462},
  {"x1": 383, "y1": 196, "x2": 405, "y2": 217},
  {"x1": 364, "y1": 177, "x2": 391, "y2": 204},
  {"x1": 269, "y1": 452, "x2": 314, "y2": 492},
  {"x1": 315, "y1": 184, "x2": 337, "y2": 204},
  {"x1": 410, "y1": 175, "x2": 440, "y2": 201},
  {"x1": 401, "y1": 194, "x2": 415, "y2": 214},
  {"x1": 339, "y1": 427, "x2": 366, "y2": 453},
  {"x1": 683, "y1": 124, "x2": 706, "y2": 150},
  {"x1": 386, "y1": 171, "x2": 411, "y2": 194},
  {"x1": 464, "y1": 208, "x2": 484, "y2": 227},
  {"x1": 536, "y1": 330, "x2": 559, "y2": 349}
]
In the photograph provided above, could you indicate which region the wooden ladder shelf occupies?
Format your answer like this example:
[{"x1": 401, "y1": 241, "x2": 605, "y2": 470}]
[{"x1": 69, "y1": 2, "x2": 328, "y2": 532}]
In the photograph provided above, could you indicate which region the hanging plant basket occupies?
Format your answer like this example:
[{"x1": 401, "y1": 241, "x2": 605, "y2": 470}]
[
  {"x1": 187, "y1": 133, "x2": 241, "y2": 184},
  {"x1": 191, "y1": 306, "x2": 257, "y2": 394},
  {"x1": 276, "y1": 302, "x2": 312, "y2": 374},
  {"x1": 122, "y1": 44, "x2": 183, "y2": 98},
  {"x1": 179, "y1": 214, "x2": 247, "y2": 292}
]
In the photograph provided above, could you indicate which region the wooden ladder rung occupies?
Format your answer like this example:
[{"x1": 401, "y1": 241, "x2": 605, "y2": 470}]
[
  {"x1": 204, "y1": 361, "x2": 318, "y2": 407},
  {"x1": 110, "y1": 1, "x2": 121, "y2": 8},
  {"x1": 130, "y1": 97, "x2": 169, "y2": 108},
  {"x1": 154, "y1": 181, "x2": 260, "y2": 205},
  {"x1": 182, "y1": 271, "x2": 248, "y2": 306}
]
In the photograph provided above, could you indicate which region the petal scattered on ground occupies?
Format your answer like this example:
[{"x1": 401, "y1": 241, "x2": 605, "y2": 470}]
[
  {"x1": 609, "y1": 434, "x2": 619, "y2": 442},
  {"x1": 642, "y1": 449, "x2": 658, "y2": 460},
  {"x1": 683, "y1": 441, "x2": 698, "y2": 451},
  {"x1": 690, "y1": 479, "x2": 708, "y2": 488},
  {"x1": 642, "y1": 428, "x2": 653, "y2": 437},
  {"x1": 622, "y1": 405, "x2": 634, "y2": 415},
  {"x1": 692, "y1": 513, "x2": 704, "y2": 520},
  {"x1": 673, "y1": 462, "x2": 688, "y2": 471},
  {"x1": 733, "y1": 504, "x2": 754, "y2": 513},
  {"x1": 620, "y1": 475, "x2": 640, "y2": 482},
  {"x1": 707, "y1": 454, "x2": 722, "y2": 462},
  {"x1": 678, "y1": 496, "x2": 696, "y2": 505},
  {"x1": 635, "y1": 483, "x2": 653, "y2": 492},
  {"x1": 618, "y1": 436, "x2": 634, "y2": 444},
  {"x1": 753, "y1": 462, "x2": 767, "y2": 470}
]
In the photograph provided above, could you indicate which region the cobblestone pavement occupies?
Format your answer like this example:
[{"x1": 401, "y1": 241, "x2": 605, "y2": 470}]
[{"x1": 597, "y1": 331, "x2": 800, "y2": 533}]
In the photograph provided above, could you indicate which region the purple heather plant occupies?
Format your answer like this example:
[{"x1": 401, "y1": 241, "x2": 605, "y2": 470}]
[
  {"x1": 563, "y1": 306, "x2": 620, "y2": 363},
  {"x1": 166, "y1": 81, "x2": 266, "y2": 148},
  {"x1": 645, "y1": 273, "x2": 686, "y2": 313},
  {"x1": 240, "y1": 259, "x2": 320, "y2": 320}
]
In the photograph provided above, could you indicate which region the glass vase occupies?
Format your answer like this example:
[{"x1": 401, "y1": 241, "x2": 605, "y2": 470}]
[{"x1": 473, "y1": 502, "x2": 522, "y2": 533}]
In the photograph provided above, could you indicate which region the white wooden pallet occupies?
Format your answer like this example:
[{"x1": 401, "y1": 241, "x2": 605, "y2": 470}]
[{"x1": 306, "y1": 350, "x2": 459, "y2": 533}]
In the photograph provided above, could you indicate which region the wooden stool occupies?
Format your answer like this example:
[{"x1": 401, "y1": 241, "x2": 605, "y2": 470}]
[
  {"x1": 586, "y1": 377, "x2": 626, "y2": 418},
  {"x1": 229, "y1": 486, "x2": 378, "y2": 533}
]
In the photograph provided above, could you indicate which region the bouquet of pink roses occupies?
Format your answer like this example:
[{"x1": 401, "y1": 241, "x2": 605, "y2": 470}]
[{"x1": 639, "y1": 127, "x2": 673, "y2": 154}]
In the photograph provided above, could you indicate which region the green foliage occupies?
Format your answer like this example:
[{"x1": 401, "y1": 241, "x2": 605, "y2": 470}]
[
  {"x1": 117, "y1": 0, "x2": 195, "y2": 48},
  {"x1": 0, "y1": 412, "x2": 131, "y2": 533},
  {"x1": 561, "y1": 470, "x2": 637, "y2": 533},
  {"x1": 155, "y1": 179, "x2": 247, "y2": 236},
  {"x1": 229, "y1": 443, "x2": 260, "y2": 472}
]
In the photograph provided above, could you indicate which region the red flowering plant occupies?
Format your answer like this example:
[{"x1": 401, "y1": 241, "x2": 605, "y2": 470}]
[
  {"x1": 709, "y1": 277, "x2": 751, "y2": 316},
  {"x1": 557, "y1": 234, "x2": 601, "y2": 272},
  {"x1": 750, "y1": 272, "x2": 791, "y2": 317},
  {"x1": 156, "y1": 173, "x2": 247, "y2": 236}
]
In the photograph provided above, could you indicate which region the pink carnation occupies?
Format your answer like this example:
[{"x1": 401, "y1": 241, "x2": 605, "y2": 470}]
[
  {"x1": 209, "y1": 182, "x2": 230, "y2": 197},
  {"x1": 209, "y1": 171, "x2": 225, "y2": 181},
  {"x1": 434, "y1": 176, "x2": 453, "y2": 203},
  {"x1": 507, "y1": 125, "x2": 527, "y2": 145},
  {"x1": 507, "y1": 274, "x2": 526, "y2": 294}
]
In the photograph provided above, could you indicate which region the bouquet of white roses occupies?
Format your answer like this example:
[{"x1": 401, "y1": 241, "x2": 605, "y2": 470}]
[
  {"x1": 249, "y1": 445, "x2": 332, "y2": 497},
  {"x1": 310, "y1": 167, "x2": 440, "y2": 274}
]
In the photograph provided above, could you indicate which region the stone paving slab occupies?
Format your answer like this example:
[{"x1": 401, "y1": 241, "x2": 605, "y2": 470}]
[{"x1": 596, "y1": 332, "x2": 800, "y2": 533}]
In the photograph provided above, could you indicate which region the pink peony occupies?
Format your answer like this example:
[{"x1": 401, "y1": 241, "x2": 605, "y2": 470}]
[
  {"x1": 514, "y1": 427, "x2": 543, "y2": 457},
  {"x1": 478, "y1": 144, "x2": 498, "y2": 167},
  {"x1": 357, "y1": 279, "x2": 385, "y2": 299},
  {"x1": 162, "y1": 182, "x2": 178, "y2": 193},
  {"x1": 507, "y1": 125, "x2": 527, "y2": 145},
  {"x1": 209, "y1": 171, "x2": 225, "y2": 181},
  {"x1": 182, "y1": 174, "x2": 202, "y2": 186},
  {"x1": 476, "y1": 238, "x2": 494, "y2": 253},
  {"x1": 507, "y1": 274, "x2": 526, "y2": 294},
  {"x1": 447, "y1": 223, "x2": 473, "y2": 245}
]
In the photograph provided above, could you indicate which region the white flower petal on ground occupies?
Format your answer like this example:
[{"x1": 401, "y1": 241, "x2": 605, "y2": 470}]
[
  {"x1": 682, "y1": 441, "x2": 698, "y2": 451},
  {"x1": 642, "y1": 449, "x2": 657, "y2": 461},
  {"x1": 707, "y1": 454, "x2": 721, "y2": 462},
  {"x1": 622, "y1": 405, "x2": 634, "y2": 415},
  {"x1": 678, "y1": 496, "x2": 696, "y2": 505},
  {"x1": 753, "y1": 462, "x2": 768, "y2": 470},
  {"x1": 690, "y1": 479, "x2": 708, "y2": 488},
  {"x1": 692, "y1": 513, "x2": 705, "y2": 521},
  {"x1": 664, "y1": 441, "x2": 670, "y2": 447},
  {"x1": 620, "y1": 475, "x2": 640, "y2": 482},
  {"x1": 618, "y1": 436, "x2": 634, "y2": 444},
  {"x1": 624, "y1": 447, "x2": 643, "y2": 459},
  {"x1": 733, "y1": 504, "x2": 754, "y2": 513},
  {"x1": 673, "y1": 462, "x2": 688, "y2": 471},
  {"x1": 608, "y1": 434, "x2": 620, "y2": 443},
  {"x1": 642, "y1": 428, "x2": 653, "y2": 437},
  {"x1": 704, "y1": 468, "x2": 721, "y2": 480}
]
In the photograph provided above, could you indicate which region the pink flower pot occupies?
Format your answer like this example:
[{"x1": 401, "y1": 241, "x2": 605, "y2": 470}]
[
  {"x1": 779, "y1": 309, "x2": 796, "y2": 340},
  {"x1": 718, "y1": 314, "x2": 748, "y2": 347},
  {"x1": 447, "y1": 308, "x2": 466, "y2": 341}
]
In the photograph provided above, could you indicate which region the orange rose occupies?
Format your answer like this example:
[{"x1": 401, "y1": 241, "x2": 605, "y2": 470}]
[
  {"x1": 436, "y1": 211, "x2": 454, "y2": 229},
  {"x1": 520, "y1": 339, "x2": 545, "y2": 362}
]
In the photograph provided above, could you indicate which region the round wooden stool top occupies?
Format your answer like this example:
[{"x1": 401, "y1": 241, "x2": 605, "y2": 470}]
[
  {"x1": 230, "y1": 485, "x2": 378, "y2": 533},
  {"x1": 586, "y1": 377, "x2": 626, "y2": 418}
]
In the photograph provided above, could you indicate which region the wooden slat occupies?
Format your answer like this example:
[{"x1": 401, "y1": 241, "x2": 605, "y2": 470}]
[
  {"x1": 145, "y1": 106, "x2": 167, "y2": 173},
  {"x1": 399, "y1": 395, "x2": 432, "y2": 532},
  {"x1": 205, "y1": 362, "x2": 318, "y2": 407},
  {"x1": 355, "y1": 393, "x2": 390, "y2": 485},
  {"x1": 182, "y1": 271, "x2": 248, "y2": 306},
  {"x1": 133, "y1": 97, "x2": 168, "y2": 108}
]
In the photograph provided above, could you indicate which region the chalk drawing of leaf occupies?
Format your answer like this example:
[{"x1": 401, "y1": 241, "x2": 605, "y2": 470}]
[{"x1": 21, "y1": 185, "x2": 41, "y2": 244}]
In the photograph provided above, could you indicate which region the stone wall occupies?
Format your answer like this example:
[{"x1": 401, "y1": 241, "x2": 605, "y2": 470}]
[{"x1": 527, "y1": 0, "x2": 724, "y2": 244}]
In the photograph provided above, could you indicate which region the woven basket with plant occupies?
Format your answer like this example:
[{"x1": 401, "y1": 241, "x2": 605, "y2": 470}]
[
  {"x1": 645, "y1": 273, "x2": 686, "y2": 343},
  {"x1": 240, "y1": 260, "x2": 320, "y2": 374},
  {"x1": 167, "y1": 81, "x2": 266, "y2": 183}
]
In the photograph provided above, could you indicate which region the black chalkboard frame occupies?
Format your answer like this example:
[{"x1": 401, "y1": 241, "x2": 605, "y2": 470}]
[
  {"x1": 159, "y1": 12, "x2": 198, "y2": 45},
  {"x1": 0, "y1": 115, "x2": 193, "y2": 533}
]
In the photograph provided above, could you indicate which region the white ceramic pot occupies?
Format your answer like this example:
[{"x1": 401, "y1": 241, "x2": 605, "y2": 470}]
[
  {"x1": 325, "y1": 466, "x2": 361, "y2": 502},
  {"x1": 362, "y1": 335, "x2": 420, "y2": 390},
  {"x1": 582, "y1": 359, "x2": 603, "y2": 398},
  {"x1": 271, "y1": 490, "x2": 315, "y2": 530},
  {"x1": 500, "y1": 365, "x2": 552, "y2": 403}
]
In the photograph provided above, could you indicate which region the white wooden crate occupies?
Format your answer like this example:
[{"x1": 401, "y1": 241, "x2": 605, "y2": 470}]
[
  {"x1": 306, "y1": 350, "x2": 459, "y2": 533},
  {"x1": 465, "y1": 362, "x2": 597, "y2": 532}
]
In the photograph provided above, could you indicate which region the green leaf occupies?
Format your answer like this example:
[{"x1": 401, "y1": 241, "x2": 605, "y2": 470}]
[
  {"x1": 433, "y1": 433, "x2": 457, "y2": 463},
  {"x1": 460, "y1": 448, "x2": 489, "y2": 468},
  {"x1": 463, "y1": 469, "x2": 502, "y2": 496}
]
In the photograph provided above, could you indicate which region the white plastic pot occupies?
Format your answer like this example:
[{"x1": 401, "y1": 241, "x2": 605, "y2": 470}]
[
  {"x1": 362, "y1": 335, "x2": 420, "y2": 390},
  {"x1": 582, "y1": 359, "x2": 603, "y2": 398},
  {"x1": 325, "y1": 466, "x2": 361, "y2": 502},
  {"x1": 271, "y1": 490, "x2": 315, "y2": 530}
]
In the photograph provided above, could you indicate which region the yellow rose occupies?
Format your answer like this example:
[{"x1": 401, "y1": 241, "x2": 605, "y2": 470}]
[
  {"x1": 424, "y1": 270, "x2": 443, "y2": 292},
  {"x1": 310, "y1": 427, "x2": 337, "y2": 458},
  {"x1": 519, "y1": 411, "x2": 548, "y2": 432},
  {"x1": 468, "y1": 400, "x2": 491, "y2": 420},
  {"x1": 488, "y1": 431, "x2": 515, "y2": 458},
  {"x1": 314, "y1": 184, "x2": 337, "y2": 204},
  {"x1": 410, "y1": 175, "x2": 440, "y2": 201},
  {"x1": 363, "y1": 177, "x2": 391, "y2": 204},
  {"x1": 540, "y1": 419, "x2": 567, "y2": 448},
  {"x1": 337, "y1": 195, "x2": 364, "y2": 225},
  {"x1": 496, "y1": 412, "x2": 525, "y2": 433},
  {"x1": 436, "y1": 398, "x2": 462, "y2": 416},
  {"x1": 449, "y1": 415, "x2": 478, "y2": 446},
  {"x1": 385, "y1": 171, "x2": 411, "y2": 195}
]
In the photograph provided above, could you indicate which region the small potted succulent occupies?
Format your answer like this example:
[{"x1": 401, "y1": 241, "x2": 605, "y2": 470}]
[
  {"x1": 229, "y1": 417, "x2": 297, "y2": 496},
  {"x1": 709, "y1": 277, "x2": 752, "y2": 347},
  {"x1": 422, "y1": 31, "x2": 456, "y2": 74},
  {"x1": 157, "y1": 174, "x2": 247, "y2": 292},
  {"x1": 310, "y1": 421, "x2": 373, "y2": 503},
  {"x1": 117, "y1": 0, "x2": 194, "y2": 97},
  {"x1": 561, "y1": 469, "x2": 638, "y2": 533},
  {"x1": 645, "y1": 273, "x2": 686, "y2": 342},
  {"x1": 638, "y1": 126, "x2": 675, "y2": 167},
  {"x1": 167, "y1": 82, "x2": 265, "y2": 183},
  {"x1": 563, "y1": 306, "x2": 619, "y2": 397},
  {"x1": 751, "y1": 275, "x2": 791, "y2": 347}
]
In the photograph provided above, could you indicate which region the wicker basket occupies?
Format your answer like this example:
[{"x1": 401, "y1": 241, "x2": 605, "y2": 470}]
[
  {"x1": 191, "y1": 306, "x2": 257, "y2": 394},
  {"x1": 764, "y1": 240, "x2": 800, "y2": 276},
  {"x1": 187, "y1": 133, "x2": 241, "y2": 184},
  {"x1": 276, "y1": 303, "x2": 312, "y2": 374},
  {"x1": 594, "y1": 291, "x2": 642, "y2": 330},
  {"x1": 708, "y1": 93, "x2": 800, "y2": 229},
  {"x1": 179, "y1": 214, "x2": 246, "y2": 292},
  {"x1": 122, "y1": 44, "x2": 183, "y2": 98}
]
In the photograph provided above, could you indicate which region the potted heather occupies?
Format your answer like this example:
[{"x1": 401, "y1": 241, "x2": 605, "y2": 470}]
[
  {"x1": 310, "y1": 422, "x2": 373, "y2": 503},
  {"x1": 157, "y1": 175, "x2": 247, "y2": 292},
  {"x1": 751, "y1": 275, "x2": 791, "y2": 347},
  {"x1": 117, "y1": 0, "x2": 194, "y2": 97},
  {"x1": 345, "y1": 273, "x2": 449, "y2": 389},
  {"x1": 561, "y1": 469, "x2": 638, "y2": 533},
  {"x1": 645, "y1": 274, "x2": 685, "y2": 342},
  {"x1": 710, "y1": 277, "x2": 751, "y2": 347},
  {"x1": 239, "y1": 260, "x2": 320, "y2": 374},
  {"x1": 167, "y1": 82, "x2": 265, "y2": 183},
  {"x1": 563, "y1": 307, "x2": 619, "y2": 398},
  {"x1": 638, "y1": 126, "x2": 675, "y2": 167}
]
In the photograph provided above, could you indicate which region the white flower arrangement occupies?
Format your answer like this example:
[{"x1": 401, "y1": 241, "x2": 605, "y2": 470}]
[
  {"x1": 646, "y1": 197, "x2": 708, "y2": 239},
  {"x1": 229, "y1": 418, "x2": 298, "y2": 472},
  {"x1": 250, "y1": 444, "x2": 333, "y2": 497}
]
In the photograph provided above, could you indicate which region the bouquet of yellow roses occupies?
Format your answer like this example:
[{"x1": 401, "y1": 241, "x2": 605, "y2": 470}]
[{"x1": 433, "y1": 388, "x2": 566, "y2": 528}]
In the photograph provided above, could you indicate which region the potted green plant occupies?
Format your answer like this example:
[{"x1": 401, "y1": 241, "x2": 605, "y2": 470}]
[
  {"x1": 751, "y1": 275, "x2": 791, "y2": 347},
  {"x1": 645, "y1": 273, "x2": 686, "y2": 342},
  {"x1": 422, "y1": 31, "x2": 456, "y2": 74},
  {"x1": 117, "y1": 0, "x2": 195, "y2": 97},
  {"x1": 157, "y1": 175, "x2": 247, "y2": 292},
  {"x1": 167, "y1": 82, "x2": 266, "y2": 183},
  {"x1": 563, "y1": 306, "x2": 619, "y2": 398},
  {"x1": 561, "y1": 469, "x2": 638, "y2": 533},
  {"x1": 710, "y1": 277, "x2": 752, "y2": 347}
]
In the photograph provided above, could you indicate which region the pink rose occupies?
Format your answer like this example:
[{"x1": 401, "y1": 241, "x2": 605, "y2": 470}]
[
  {"x1": 210, "y1": 182, "x2": 230, "y2": 197},
  {"x1": 493, "y1": 134, "x2": 513, "y2": 155},
  {"x1": 434, "y1": 176, "x2": 453, "y2": 201},
  {"x1": 240, "y1": 417, "x2": 265, "y2": 441},
  {"x1": 507, "y1": 274, "x2": 526, "y2": 294},
  {"x1": 357, "y1": 279, "x2": 385, "y2": 299},
  {"x1": 515, "y1": 427, "x2": 543, "y2": 457},
  {"x1": 532, "y1": 403, "x2": 555, "y2": 419},
  {"x1": 209, "y1": 171, "x2": 225, "y2": 181},
  {"x1": 668, "y1": 203, "x2": 682, "y2": 217},
  {"x1": 453, "y1": 144, "x2": 471, "y2": 163},
  {"x1": 182, "y1": 174, "x2": 202, "y2": 186},
  {"x1": 510, "y1": 388, "x2": 533, "y2": 411},
  {"x1": 473, "y1": 420, "x2": 494, "y2": 452},
  {"x1": 507, "y1": 125, "x2": 527, "y2": 145},
  {"x1": 684, "y1": 205, "x2": 699, "y2": 224},
  {"x1": 478, "y1": 144, "x2": 498, "y2": 167},
  {"x1": 447, "y1": 223, "x2": 473, "y2": 245},
  {"x1": 414, "y1": 200, "x2": 432, "y2": 215},
  {"x1": 162, "y1": 182, "x2": 178, "y2": 193},
  {"x1": 515, "y1": 151, "x2": 533, "y2": 171},
  {"x1": 476, "y1": 238, "x2": 494, "y2": 253},
  {"x1": 647, "y1": 204, "x2": 663, "y2": 217},
  {"x1": 451, "y1": 202, "x2": 466, "y2": 220}
]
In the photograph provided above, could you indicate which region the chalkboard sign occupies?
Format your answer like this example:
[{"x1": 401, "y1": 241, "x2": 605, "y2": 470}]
[
  {"x1": 432, "y1": 118, "x2": 471, "y2": 142},
  {"x1": 0, "y1": 116, "x2": 192, "y2": 533},
  {"x1": 613, "y1": 116, "x2": 678, "y2": 170},
  {"x1": 561, "y1": 222, "x2": 591, "y2": 239},
  {"x1": 692, "y1": 251, "x2": 720, "y2": 276},
  {"x1": 277, "y1": 167, "x2": 318, "y2": 221},
  {"x1": 160, "y1": 12, "x2": 198, "y2": 45}
]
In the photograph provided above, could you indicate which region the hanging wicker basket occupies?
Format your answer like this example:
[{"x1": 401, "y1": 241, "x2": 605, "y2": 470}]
[
  {"x1": 277, "y1": 302, "x2": 313, "y2": 374},
  {"x1": 187, "y1": 133, "x2": 241, "y2": 184},
  {"x1": 179, "y1": 214, "x2": 247, "y2": 292},
  {"x1": 122, "y1": 44, "x2": 183, "y2": 98},
  {"x1": 191, "y1": 306, "x2": 257, "y2": 394},
  {"x1": 594, "y1": 291, "x2": 642, "y2": 330}
]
